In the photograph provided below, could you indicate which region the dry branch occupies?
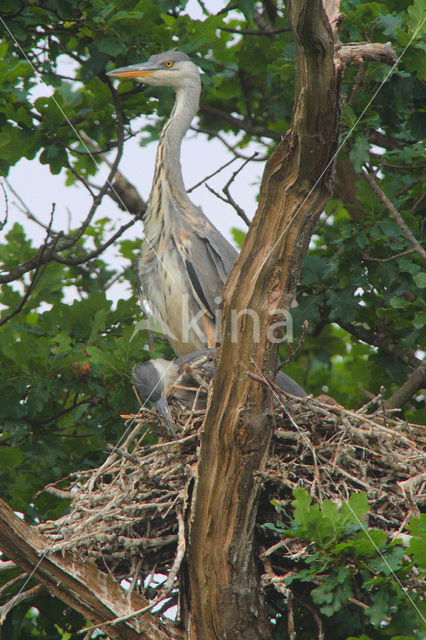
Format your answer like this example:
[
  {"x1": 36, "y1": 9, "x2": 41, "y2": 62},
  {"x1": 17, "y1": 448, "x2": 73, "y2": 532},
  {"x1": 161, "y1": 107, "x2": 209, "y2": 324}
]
[
  {"x1": 362, "y1": 167, "x2": 426, "y2": 260},
  {"x1": 338, "y1": 42, "x2": 397, "y2": 66},
  {"x1": 0, "y1": 498, "x2": 181, "y2": 640},
  {"x1": 384, "y1": 362, "x2": 426, "y2": 410}
]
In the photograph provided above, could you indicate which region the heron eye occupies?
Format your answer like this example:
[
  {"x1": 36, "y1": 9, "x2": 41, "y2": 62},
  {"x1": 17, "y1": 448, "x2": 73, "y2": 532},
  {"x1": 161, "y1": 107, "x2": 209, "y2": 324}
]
[{"x1": 165, "y1": 61, "x2": 173, "y2": 68}]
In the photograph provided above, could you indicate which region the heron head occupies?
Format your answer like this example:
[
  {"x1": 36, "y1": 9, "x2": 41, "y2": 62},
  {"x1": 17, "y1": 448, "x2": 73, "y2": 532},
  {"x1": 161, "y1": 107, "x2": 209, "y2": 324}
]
[{"x1": 107, "y1": 50, "x2": 201, "y2": 90}]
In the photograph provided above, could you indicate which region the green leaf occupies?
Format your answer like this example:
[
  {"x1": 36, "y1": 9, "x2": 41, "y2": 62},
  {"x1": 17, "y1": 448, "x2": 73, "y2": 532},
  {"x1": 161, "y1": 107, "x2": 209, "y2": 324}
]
[
  {"x1": 407, "y1": 0, "x2": 426, "y2": 39},
  {"x1": 413, "y1": 272, "x2": 426, "y2": 288},
  {"x1": 407, "y1": 514, "x2": 426, "y2": 567},
  {"x1": 231, "y1": 227, "x2": 246, "y2": 249},
  {"x1": 377, "y1": 14, "x2": 403, "y2": 36},
  {"x1": 349, "y1": 135, "x2": 370, "y2": 171},
  {"x1": 413, "y1": 311, "x2": 426, "y2": 329}
]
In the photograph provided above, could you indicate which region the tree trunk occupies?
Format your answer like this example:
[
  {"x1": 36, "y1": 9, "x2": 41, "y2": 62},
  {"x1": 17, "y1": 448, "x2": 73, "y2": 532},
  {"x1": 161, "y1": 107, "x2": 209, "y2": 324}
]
[
  {"x1": 186, "y1": 1, "x2": 344, "y2": 638},
  {"x1": 0, "y1": 4, "x2": 399, "y2": 639}
]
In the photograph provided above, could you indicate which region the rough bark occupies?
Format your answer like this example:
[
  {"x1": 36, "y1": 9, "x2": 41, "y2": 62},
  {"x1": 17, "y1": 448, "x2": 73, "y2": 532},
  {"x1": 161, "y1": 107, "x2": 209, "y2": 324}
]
[
  {"x1": 338, "y1": 42, "x2": 396, "y2": 65},
  {"x1": 187, "y1": 2, "x2": 344, "y2": 639},
  {"x1": 0, "y1": 499, "x2": 181, "y2": 640}
]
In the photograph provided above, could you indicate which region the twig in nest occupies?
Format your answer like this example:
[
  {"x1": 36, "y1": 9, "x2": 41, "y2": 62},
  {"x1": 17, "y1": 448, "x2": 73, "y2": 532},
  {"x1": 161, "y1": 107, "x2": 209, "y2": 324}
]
[
  {"x1": 358, "y1": 389, "x2": 385, "y2": 414},
  {"x1": 83, "y1": 511, "x2": 186, "y2": 631},
  {"x1": 87, "y1": 414, "x2": 147, "y2": 498},
  {"x1": 184, "y1": 385, "x2": 204, "y2": 429},
  {"x1": 281, "y1": 320, "x2": 308, "y2": 367},
  {"x1": 126, "y1": 556, "x2": 143, "y2": 601},
  {"x1": 379, "y1": 385, "x2": 388, "y2": 429},
  {"x1": 145, "y1": 432, "x2": 198, "y2": 451},
  {"x1": 43, "y1": 486, "x2": 74, "y2": 499},
  {"x1": 107, "y1": 444, "x2": 143, "y2": 467},
  {"x1": 158, "y1": 510, "x2": 186, "y2": 595}
]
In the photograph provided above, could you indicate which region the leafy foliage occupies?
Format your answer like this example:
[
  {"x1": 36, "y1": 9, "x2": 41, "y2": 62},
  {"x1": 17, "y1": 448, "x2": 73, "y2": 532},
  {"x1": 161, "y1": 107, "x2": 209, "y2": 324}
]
[
  {"x1": 264, "y1": 490, "x2": 425, "y2": 639},
  {"x1": 0, "y1": 223, "x2": 161, "y2": 517}
]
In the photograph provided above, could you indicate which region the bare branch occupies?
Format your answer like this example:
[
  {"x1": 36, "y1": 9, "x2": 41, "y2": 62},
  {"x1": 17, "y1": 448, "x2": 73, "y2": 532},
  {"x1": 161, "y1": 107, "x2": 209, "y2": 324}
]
[
  {"x1": 362, "y1": 248, "x2": 416, "y2": 263},
  {"x1": 0, "y1": 571, "x2": 28, "y2": 597},
  {"x1": 0, "y1": 179, "x2": 8, "y2": 230},
  {"x1": 187, "y1": 156, "x2": 239, "y2": 193},
  {"x1": 0, "y1": 204, "x2": 56, "y2": 328},
  {"x1": 205, "y1": 154, "x2": 257, "y2": 226},
  {"x1": 51, "y1": 215, "x2": 141, "y2": 266},
  {"x1": 0, "y1": 584, "x2": 42, "y2": 625},
  {"x1": 384, "y1": 363, "x2": 426, "y2": 410},
  {"x1": 347, "y1": 62, "x2": 365, "y2": 106},
  {"x1": 199, "y1": 103, "x2": 281, "y2": 141},
  {"x1": 78, "y1": 130, "x2": 147, "y2": 216},
  {"x1": 3, "y1": 178, "x2": 56, "y2": 233},
  {"x1": 109, "y1": 171, "x2": 147, "y2": 216},
  {"x1": 362, "y1": 167, "x2": 426, "y2": 260},
  {"x1": 338, "y1": 321, "x2": 422, "y2": 369},
  {"x1": 322, "y1": 0, "x2": 344, "y2": 37},
  {"x1": 0, "y1": 82, "x2": 127, "y2": 292},
  {"x1": 66, "y1": 163, "x2": 96, "y2": 197},
  {"x1": 281, "y1": 320, "x2": 308, "y2": 367},
  {"x1": 219, "y1": 26, "x2": 290, "y2": 36},
  {"x1": 337, "y1": 42, "x2": 397, "y2": 66},
  {"x1": 193, "y1": 124, "x2": 268, "y2": 160}
]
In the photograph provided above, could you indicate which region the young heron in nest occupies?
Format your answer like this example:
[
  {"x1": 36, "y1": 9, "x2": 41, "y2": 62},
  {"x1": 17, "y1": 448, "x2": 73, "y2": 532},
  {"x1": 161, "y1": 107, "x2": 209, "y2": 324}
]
[
  {"x1": 133, "y1": 349, "x2": 306, "y2": 439},
  {"x1": 108, "y1": 51, "x2": 237, "y2": 355}
]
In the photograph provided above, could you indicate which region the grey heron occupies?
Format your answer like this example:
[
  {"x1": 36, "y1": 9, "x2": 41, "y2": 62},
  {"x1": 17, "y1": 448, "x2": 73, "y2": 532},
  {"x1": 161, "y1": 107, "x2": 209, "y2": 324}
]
[
  {"x1": 108, "y1": 51, "x2": 238, "y2": 355},
  {"x1": 133, "y1": 349, "x2": 306, "y2": 439}
]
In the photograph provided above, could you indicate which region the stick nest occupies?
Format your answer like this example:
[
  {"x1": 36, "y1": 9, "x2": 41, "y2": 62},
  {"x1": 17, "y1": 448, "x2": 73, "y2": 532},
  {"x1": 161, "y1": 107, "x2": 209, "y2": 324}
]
[{"x1": 38, "y1": 389, "x2": 425, "y2": 597}]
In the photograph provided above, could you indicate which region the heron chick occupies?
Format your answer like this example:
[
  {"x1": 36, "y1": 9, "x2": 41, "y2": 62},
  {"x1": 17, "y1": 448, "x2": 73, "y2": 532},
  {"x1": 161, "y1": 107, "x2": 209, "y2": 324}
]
[
  {"x1": 132, "y1": 349, "x2": 306, "y2": 439},
  {"x1": 108, "y1": 51, "x2": 238, "y2": 355}
]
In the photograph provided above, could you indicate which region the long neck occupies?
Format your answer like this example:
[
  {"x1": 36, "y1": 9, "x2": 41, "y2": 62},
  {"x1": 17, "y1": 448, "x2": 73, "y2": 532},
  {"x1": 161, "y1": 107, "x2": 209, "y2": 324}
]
[{"x1": 148, "y1": 83, "x2": 200, "y2": 225}]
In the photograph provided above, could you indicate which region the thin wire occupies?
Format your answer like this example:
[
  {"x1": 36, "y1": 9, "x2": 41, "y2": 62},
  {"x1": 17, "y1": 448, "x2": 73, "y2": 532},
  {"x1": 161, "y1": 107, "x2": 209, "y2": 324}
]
[
  {"x1": 249, "y1": 359, "x2": 425, "y2": 623},
  {"x1": 0, "y1": 16, "x2": 176, "y2": 284},
  {"x1": 251, "y1": 16, "x2": 426, "y2": 283}
]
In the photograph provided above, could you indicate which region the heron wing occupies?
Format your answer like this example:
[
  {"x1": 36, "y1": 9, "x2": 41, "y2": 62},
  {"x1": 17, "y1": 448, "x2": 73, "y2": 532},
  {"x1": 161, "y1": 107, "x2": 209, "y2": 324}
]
[
  {"x1": 275, "y1": 371, "x2": 306, "y2": 398},
  {"x1": 179, "y1": 217, "x2": 238, "y2": 317}
]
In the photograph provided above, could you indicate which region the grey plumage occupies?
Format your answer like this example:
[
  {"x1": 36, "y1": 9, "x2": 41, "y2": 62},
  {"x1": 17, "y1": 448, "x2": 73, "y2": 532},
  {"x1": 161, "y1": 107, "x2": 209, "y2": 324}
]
[
  {"x1": 108, "y1": 51, "x2": 238, "y2": 355},
  {"x1": 132, "y1": 349, "x2": 306, "y2": 438}
]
